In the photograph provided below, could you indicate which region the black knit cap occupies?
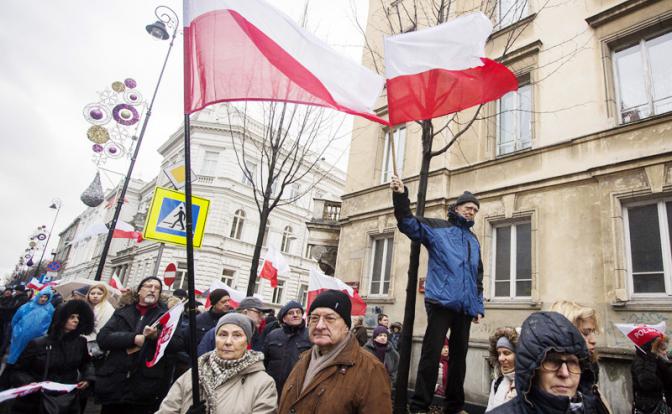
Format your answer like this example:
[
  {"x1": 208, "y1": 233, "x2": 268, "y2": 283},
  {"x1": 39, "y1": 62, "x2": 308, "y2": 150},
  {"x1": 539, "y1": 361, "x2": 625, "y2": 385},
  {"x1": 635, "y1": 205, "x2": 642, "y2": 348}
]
[
  {"x1": 208, "y1": 289, "x2": 230, "y2": 307},
  {"x1": 308, "y1": 289, "x2": 352, "y2": 328},
  {"x1": 137, "y1": 276, "x2": 163, "y2": 293},
  {"x1": 455, "y1": 191, "x2": 480, "y2": 208}
]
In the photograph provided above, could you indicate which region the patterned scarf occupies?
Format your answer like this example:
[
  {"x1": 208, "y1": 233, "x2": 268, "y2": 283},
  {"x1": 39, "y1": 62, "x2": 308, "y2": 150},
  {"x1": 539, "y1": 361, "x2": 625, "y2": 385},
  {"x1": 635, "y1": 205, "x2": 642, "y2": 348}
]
[{"x1": 198, "y1": 350, "x2": 264, "y2": 414}]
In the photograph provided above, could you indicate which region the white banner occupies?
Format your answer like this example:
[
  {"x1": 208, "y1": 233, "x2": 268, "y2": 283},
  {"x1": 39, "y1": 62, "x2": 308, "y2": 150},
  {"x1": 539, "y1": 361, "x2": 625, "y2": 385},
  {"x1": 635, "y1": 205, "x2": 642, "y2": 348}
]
[
  {"x1": 146, "y1": 301, "x2": 185, "y2": 367},
  {"x1": 0, "y1": 381, "x2": 77, "y2": 404}
]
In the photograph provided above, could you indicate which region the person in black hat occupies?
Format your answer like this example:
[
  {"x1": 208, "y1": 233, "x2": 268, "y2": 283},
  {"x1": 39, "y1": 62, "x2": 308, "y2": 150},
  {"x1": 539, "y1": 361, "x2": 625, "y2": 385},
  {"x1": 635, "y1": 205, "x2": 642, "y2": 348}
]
[{"x1": 391, "y1": 175, "x2": 484, "y2": 414}]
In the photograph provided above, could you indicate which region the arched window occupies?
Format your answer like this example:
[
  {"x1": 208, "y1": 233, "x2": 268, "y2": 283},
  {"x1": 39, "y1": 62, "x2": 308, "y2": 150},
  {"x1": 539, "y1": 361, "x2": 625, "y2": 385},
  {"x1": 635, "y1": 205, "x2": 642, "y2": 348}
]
[
  {"x1": 281, "y1": 225, "x2": 294, "y2": 253},
  {"x1": 230, "y1": 209, "x2": 245, "y2": 239},
  {"x1": 262, "y1": 220, "x2": 271, "y2": 246}
]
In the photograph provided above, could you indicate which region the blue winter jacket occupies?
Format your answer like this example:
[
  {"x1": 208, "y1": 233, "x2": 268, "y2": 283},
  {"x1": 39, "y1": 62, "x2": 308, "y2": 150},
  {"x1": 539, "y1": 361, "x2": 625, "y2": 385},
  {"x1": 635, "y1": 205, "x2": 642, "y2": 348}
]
[{"x1": 393, "y1": 188, "x2": 484, "y2": 317}]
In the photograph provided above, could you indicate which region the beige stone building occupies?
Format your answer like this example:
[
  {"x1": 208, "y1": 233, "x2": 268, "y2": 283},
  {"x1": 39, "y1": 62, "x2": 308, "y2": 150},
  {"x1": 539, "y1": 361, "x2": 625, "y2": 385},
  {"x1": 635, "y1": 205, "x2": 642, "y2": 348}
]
[{"x1": 334, "y1": 0, "x2": 672, "y2": 410}]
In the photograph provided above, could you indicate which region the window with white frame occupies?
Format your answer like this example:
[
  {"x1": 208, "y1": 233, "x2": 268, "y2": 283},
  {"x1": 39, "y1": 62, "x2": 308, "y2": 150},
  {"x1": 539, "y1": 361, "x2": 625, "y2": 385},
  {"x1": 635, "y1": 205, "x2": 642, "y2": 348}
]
[
  {"x1": 221, "y1": 269, "x2": 235, "y2": 287},
  {"x1": 614, "y1": 31, "x2": 672, "y2": 124},
  {"x1": 381, "y1": 127, "x2": 406, "y2": 183},
  {"x1": 173, "y1": 262, "x2": 188, "y2": 290},
  {"x1": 201, "y1": 151, "x2": 219, "y2": 176},
  {"x1": 496, "y1": 0, "x2": 528, "y2": 28},
  {"x1": 624, "y1": 200, "x2": 672, "y2": 295},
  {"x1": 369, "y1": 235, "x2": 394, "y2": 296},
  {"x1": 297, "y1": 283, "x2": 309, "y2": 307},
  {"x1": 305, "y1": 243, "x2": 316, "y2": 259},
  {"x1": 241, "y1": 161, "x2": 257, "y2": 186},
  {"x1": 492, "y1": 221, "x2": 532, "y2": 298},
  {"x1": 289, "y1": 183, "x2": 301, "y2": 200},
  {"x1": 497, "y1": 77, "x2": 532, "y2": 155},
  {"x1": 262, "y1": 220, "x2": 271, "y2": 247},
  {"x1": 230, "y1": 209, "x2": 245, "y2": 239},
  {"x1": 272, "y1": 280, "x2": 285, "y2": 304},
  {"x1": 281, "y1": 226, "x2": 294, "y2": 253}
]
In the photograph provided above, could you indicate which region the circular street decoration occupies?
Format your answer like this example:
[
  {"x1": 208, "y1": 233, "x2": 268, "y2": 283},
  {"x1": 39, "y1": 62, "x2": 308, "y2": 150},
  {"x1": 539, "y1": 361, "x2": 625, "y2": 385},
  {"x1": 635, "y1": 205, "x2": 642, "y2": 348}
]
[
  {"x1": 111, "y1": 81, "x2": 126, "y2": 93},
  {"x1": 36, "y1": 233, "x2": 47, "y2": 241},
  {"x1": 112, "y1": 104, "x2": 139, "y2": 126},
  {"x1": 124, "y1": 78, "x2": 137, "y2": 89},
  {"x1": 47, "y1": 261, "x2": 61, "y2": 272},
  {"x1": 104, "y1": 142, "x2": 124, "y2": 158},
  {"x1": 83, "y1": 103, "x2": 111, "y2": 125},
  {"x1": 123, "y1": 90, "x2": 143, "y2": 106},
  {"x1": 29, "y1": 240, "x2": 36, "y2": 248},
  {"x1": 87, "y1": 125, "x2": 110, "y2": 144},
  {"x1": 92, "y1": 144, "x2": 104, "y2": 153}
]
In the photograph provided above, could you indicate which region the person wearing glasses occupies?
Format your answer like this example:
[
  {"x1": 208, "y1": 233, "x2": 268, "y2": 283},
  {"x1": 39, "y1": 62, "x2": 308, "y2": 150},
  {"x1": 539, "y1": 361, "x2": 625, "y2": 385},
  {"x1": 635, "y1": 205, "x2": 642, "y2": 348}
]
[
  {"x1": 488, "y1": 312, "x2": 608, "y2": 414},
  {"x1": 278, "y1": 290, "x2": 392, "y2": 413},
  {"x1": 391, "y1": 175, "x2": 484, "y2": 414}
]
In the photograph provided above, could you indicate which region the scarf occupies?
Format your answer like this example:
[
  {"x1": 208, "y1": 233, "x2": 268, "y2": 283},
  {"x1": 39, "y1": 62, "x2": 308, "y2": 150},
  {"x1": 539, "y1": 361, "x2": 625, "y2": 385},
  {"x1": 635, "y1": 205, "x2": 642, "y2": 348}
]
[
  {"x1": 373, "y1": 341, "x2": 387, "y2": 363},
  {"x1": 198, "y1": 350, "x2": 264, "y2": 414},
  {"x1": 302, "y1": 333, "x2": 352, "y2": 392}
]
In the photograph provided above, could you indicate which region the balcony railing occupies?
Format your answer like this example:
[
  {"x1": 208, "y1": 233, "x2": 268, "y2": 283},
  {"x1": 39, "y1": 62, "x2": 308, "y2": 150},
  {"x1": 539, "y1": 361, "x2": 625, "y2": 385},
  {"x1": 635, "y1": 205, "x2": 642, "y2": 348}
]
[{"x1": 322, "y1": 201, "x2": 341, "y2": 221}]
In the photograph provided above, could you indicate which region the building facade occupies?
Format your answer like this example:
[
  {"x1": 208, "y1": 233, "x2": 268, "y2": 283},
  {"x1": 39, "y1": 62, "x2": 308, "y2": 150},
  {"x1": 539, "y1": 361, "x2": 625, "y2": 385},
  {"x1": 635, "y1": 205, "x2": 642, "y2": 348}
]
[{"x1": 335, "y1": 0, "x2": 672, "y2": 411}]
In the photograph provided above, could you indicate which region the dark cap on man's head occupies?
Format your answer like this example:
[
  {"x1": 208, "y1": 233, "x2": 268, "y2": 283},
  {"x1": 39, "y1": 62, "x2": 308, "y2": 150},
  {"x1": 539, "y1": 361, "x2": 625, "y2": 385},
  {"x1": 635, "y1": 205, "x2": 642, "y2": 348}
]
[
  {"x1": 137, "y1": 276, "x2": 163, "y2": 293},
  {"x1": 172, "y1": 289, "x2": 188, "y2": 299},
  {"x1": 208, "y1": 289, "x2": 230, "y2": 307},
  {"x1": 237, "y1": 297, "x2": 271, "y2": 312},
  {"x1": 308, "y1": 289, "x2": 352, "y2": 328},
  {"x1": 455, "y1": 191, "x2": 480, "y2": 208}
]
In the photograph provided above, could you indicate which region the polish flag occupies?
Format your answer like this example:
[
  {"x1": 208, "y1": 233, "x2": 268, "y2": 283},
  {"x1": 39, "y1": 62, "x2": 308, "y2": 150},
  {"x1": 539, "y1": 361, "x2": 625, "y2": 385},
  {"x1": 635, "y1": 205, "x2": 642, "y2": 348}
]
[
  {"x1": 26, "y1": 278, "x2": 43, "y2": 291},
  {"x1": 112, "y1": 221, "x2": 143, "y2": 242},
  {"x1": 108, "y1": 273, "x2": 125, "y2": 291},
  {"x1": 615, "y1": 321, "x2": 666, "y2": 351},
  {"x1": 204, "y1": 280, "x2": 249, "y2": 309},
  {"x1": 384, "y1": 12, "x2": 518, "y2": 125},
  {"x1": 307, "y1": 269, "x2": 366, "y2": 316},
  {"x1": 183, "y1": 0, "x2": 386, "y2": 124},
  {"x1": 258, "y1": 246, "x2": 290, "y2": 288},
  {"x1": 147, "y1": 301, "x2": 185, "y2": 367}
]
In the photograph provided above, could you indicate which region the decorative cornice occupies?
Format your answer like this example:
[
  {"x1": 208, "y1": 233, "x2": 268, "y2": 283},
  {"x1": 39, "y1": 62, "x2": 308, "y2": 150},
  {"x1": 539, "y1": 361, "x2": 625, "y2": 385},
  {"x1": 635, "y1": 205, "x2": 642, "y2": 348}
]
[{"x1": 585, "y1": 0, "x2": 661, "y2": 28}]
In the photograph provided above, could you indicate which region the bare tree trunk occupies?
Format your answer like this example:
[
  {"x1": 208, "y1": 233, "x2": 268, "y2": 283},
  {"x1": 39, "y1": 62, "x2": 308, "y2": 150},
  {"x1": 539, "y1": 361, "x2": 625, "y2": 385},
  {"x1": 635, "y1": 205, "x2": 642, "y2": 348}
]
[
  {"x1": 247, "y1": 204, "x2": 271, "y2": 297},
  {"x1": 394, "y1": 120, "x2": 434, "y2": 413}
]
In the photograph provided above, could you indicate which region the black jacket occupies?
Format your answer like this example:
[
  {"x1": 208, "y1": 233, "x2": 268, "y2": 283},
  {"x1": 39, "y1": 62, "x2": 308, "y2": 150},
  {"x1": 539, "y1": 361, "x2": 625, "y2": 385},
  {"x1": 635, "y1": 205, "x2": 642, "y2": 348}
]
[
  {"x1": 631, "y1": 345, "x2": 669, "y2": 412},
  {"x1": 95, "y1": 301, "x2": 182, "y2": 407},
  {"x1": 263, "y1": 322, "x2": 311, "y2": 396},
  {"x1": 489, "y1": 312, "x2": 606, "y2": 414},
  {"x1": 184, "y1": 309, "x2": 225, "y2": 351}
]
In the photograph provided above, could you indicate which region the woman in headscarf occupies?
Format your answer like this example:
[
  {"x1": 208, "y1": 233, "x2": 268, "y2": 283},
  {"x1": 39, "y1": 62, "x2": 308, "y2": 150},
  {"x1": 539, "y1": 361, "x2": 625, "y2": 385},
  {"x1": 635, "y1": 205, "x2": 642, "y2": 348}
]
[
  {"x1": 82, "y1": 284, "x2": 115, "y2": 358},
  {"x1": 364, "y1": 325, "x2": 400, "y2": 384},
  {"x1": 157, "y1": 313, "x2": 277, "y2": 414},
  {"x1": 486, "y1": 327, "x2": 518, "y2": 412},
  {"x1": 10, "y1": 299, "x2": 95, "y2": 413},
  {"x1": 7, "y1": 287, "x2": 55, "y2": 364}
]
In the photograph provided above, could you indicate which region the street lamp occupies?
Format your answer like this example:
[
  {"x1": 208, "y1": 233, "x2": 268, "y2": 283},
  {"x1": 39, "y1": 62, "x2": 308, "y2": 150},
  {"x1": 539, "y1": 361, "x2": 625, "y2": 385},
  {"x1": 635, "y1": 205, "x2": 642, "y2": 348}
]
[
  {"x1": 33, "y1": 198, "x2": 62, "y2": 279},
  {"x1": 93, "y1": 5, "x2": 179, "y2": 282}
]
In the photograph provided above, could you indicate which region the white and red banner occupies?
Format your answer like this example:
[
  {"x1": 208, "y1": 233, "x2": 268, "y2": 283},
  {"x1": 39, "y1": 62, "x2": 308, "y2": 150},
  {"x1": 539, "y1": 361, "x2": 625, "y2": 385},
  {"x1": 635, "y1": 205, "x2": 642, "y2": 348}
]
[
  {"x1": 384, "y1": 12, "x2": 518, "y2": 125},
  {"x1": 183, "y1": 0, "x2": 386, "y2": 124},
  {"x1": 258, "y1": 246, "x2": 290, "y2": 288},
  {"x1": 615, "y1": 321, "x2": 666, "y2": 350},
  {"x1": 0, "y1": 381, "x2": 77, "y2": 404},
  {"x1": 72, "y1": 220, "x2": 142, "y2": 244},
  {"x1": 147, "y1": 301, "x2": 185, "y2": 367},
  {"x1": 307, "y1": 269, "x2": 366, "y2": 316},
  {"x1": 108, "y1": 272, "x2": 125, "y2": 291},
  {"x1": 26, "y1": 277, "x2": 43, "y2": 290},
  {"x1": 204, "y1": 280, "x2": 251, "y2": 309}
]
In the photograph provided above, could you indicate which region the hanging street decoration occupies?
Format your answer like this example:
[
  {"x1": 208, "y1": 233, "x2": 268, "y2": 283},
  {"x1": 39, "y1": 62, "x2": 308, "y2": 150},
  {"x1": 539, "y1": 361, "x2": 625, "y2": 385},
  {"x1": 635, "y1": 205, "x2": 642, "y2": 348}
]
[{"x1": 80, "y1": 171, "x2": 105, "y2": 207}]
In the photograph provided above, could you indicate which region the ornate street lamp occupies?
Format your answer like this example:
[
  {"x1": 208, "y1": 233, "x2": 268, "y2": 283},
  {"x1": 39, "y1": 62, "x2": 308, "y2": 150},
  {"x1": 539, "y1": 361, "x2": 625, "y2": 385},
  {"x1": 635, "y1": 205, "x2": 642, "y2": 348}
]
[{"x1": 32, "y1": 198, "x2": 62, "y2": 279}]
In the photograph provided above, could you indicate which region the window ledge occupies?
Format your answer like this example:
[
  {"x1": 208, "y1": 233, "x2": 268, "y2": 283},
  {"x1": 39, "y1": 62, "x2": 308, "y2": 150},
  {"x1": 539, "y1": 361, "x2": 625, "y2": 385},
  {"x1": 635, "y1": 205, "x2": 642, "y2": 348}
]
[
  {"x1": 486, "y1": 300, "x2": 542, "y2": 310},
  {"x1": 490, "y1": 13, "x2": 537, "y2": 41},
  {"x1": 585, "y1": 0, "x2": 662, "y2": 28},
  {"x1": 361, "y1": 296, "x2": 395, "y2": 304},
  {"x1": 496, "y1": 146, "x2": 534, "y2": 160},
  {"x1": 611, "y1": 299, "x2": 672, "y2": 312}
]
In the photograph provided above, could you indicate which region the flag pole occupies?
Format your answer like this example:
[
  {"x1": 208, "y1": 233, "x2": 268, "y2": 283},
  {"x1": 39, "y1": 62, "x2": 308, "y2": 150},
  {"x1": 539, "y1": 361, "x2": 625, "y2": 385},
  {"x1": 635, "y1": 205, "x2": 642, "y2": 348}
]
[
  {"x1": 389, "y1": 125, "x2": 399, "y2": 178},
  {"x1": 182, "y1": 114, "x2": 202, "y2": 407}
]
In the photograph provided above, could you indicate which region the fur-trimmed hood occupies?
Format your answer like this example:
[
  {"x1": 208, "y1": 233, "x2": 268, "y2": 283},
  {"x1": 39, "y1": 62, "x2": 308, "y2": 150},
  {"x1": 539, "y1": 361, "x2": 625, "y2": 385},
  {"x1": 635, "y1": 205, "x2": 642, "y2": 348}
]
[{"x1": 48, "y1": 299, "x2": 95, "y2": 339}]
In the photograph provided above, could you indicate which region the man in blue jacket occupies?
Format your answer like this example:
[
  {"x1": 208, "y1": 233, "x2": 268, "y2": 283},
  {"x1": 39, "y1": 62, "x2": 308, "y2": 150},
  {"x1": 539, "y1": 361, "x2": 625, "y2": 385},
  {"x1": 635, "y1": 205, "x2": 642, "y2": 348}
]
[{"x1": 391, "y1": 175, "x2": 484, "y2": 414}]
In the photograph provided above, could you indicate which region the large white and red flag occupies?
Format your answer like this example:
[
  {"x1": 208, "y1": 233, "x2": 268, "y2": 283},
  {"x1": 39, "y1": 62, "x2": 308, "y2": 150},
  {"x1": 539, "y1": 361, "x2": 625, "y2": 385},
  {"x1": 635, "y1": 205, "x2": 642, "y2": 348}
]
[
  {"x1": 307, "y1": 269, "x2": 366, "y2": 316},
  {"x1": 615, "y1": 321, "x2": 666, "y2": 351},
  {"x1": 147, "y1": 300, "x2": 185, "y2": 367},
  {"x1": 384, "y1": 12, "x2": 518, "y2": 125},
  {"x1": 258, "y1": 246, "x2": 290, "y2": 288},
  {"x1": 72, "y1": 220, "x2": 142, "y2": 244},
  {"x1": 183, "y1": 0, "x2": 386, "y2": 124},
  {"x1": 204, "y1": 279, "x2": 252, "y2": 309}
]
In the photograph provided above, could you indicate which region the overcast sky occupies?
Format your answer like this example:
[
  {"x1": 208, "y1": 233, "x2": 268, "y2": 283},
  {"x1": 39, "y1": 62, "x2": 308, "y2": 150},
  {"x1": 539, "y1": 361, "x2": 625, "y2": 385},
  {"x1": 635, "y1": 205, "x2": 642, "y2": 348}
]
[{"x1": 0, "y1": 0, "x2": 370, "y2": 277}]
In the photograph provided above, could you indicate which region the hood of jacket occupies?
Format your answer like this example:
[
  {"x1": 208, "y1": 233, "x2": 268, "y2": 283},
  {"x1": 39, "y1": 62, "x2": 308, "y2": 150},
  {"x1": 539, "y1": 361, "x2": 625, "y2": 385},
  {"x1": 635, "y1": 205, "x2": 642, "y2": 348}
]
[
  {"x1": 515, "y1": 311, "x2": 591, "y2": 408},
  {"x1": 32, "y1": 287, "x2": 54, "y2": 305},
  {"x1": 48, "y1": 299, "x2": 95, "y2": 339}
]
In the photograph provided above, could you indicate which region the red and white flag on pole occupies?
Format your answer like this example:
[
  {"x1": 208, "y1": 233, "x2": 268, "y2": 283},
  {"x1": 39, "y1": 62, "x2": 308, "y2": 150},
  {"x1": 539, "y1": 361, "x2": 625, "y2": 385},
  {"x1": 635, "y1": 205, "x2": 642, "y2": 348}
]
[
  {"x1": 147, "y1": 301, "x2": 185, "y2": 367},
  {"x1": 307, "y1": 269, "x2": 366, "y2": 316},
  {"x1": 615, "y1": 321, "x2": 666, "y2": 351},
  {"x1": 112, "y1": 221, "x2": 144, "y2": 243},
  {"x1": 258, "y1": 246, "x2": 290, "y2": 288},
  {"x1": 384, "y1": 12, "x2": 518, "y2": 125},
  {"x1": 108, "y1": 272, "x2": 125, "y2": 291},
  {"x1": 183, "y1": 0, "x2": 386, "y2": 124},
  {"x1": 26, "y1": 277, "x2": 43, "y2": 291}
]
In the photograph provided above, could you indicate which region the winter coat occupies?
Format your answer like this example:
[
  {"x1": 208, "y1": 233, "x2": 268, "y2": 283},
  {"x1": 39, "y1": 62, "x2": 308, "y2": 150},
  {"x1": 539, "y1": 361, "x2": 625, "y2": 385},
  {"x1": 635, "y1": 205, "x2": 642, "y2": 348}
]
[
  {"x1": 83, "y1": 299, "x2": 115, "y2": 342},
  {"x1": 488, "y1": 312, "x2": 606, "y2": 414},
  {"x1": 363, "y1": 339, "x2": 400, "y2": 383},
  {"x1": 631, "y1": 347, "x2": 669, "y2": 413},
  {"x1": 263, "y1": 322, "x2": 311, "y2": 396},
  {"x1": 352, "y1": 325, "x2": 368, "y2": 346},
  {"x1": 156, "y1": 359, "x2": 277, "y2": 414},
  {"x1": 278, "y1": 335, "x2": 392, "y2": 414},
  {"x1": 8, "y1": 287, "x2": 55, "y2": 364},
  {"x1": 94, "y1": 301, "x2": 183, "y2": 407},
  {"x1": 10, "y1": 299, "x2": 95, "y2": 414},
  {"x1": 486, "y1": 372, "x2": 516, "y2": 411},
  {"x1": 393, "y1": 188, "x2": 484, "y2": 317}
]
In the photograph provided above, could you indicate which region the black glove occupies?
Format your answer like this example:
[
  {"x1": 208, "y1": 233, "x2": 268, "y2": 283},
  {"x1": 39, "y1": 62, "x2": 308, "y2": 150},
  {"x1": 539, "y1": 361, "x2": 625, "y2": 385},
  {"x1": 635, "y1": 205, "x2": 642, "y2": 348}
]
[{"x1": 186, "y1": 401, "x2": 207, "y2": 414}]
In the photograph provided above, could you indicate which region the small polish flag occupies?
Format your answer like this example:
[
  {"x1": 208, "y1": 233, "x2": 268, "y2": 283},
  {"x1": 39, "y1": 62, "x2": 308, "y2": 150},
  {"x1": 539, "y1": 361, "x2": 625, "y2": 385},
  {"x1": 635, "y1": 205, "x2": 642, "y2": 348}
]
[
  {"x1": 26, "y1": 278, "x2": 43, "y2": 291},
  {"x1": 147, "y1": 301, "x2": 185, "y2": 367},
  {"x1": 112, "y1": 221, "x2": 143, "y2": 243},
  {"x1": 384, "y1": 12, "x2": 518, "y2": 125},
  {"x1": 108, "y1": 273, "x2": 125, "y2": 291},
  {"x1": 615, "y1": 321, "x2": 666, "y2": 351},
  {"x1": 307, "y1": 269, "x2": 366, "y2": 316},
  {"x1": 258, "y1": 246, "x2": 290, "y2": 288}
]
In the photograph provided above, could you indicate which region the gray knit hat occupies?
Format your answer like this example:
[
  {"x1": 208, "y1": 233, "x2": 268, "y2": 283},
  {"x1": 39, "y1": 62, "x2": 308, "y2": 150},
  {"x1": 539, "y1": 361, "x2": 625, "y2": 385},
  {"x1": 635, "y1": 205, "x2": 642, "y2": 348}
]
[
  {"x1": 215, "y1": 313, "x2": 254, "y2": 344},
  {"x1": 455, "y1": 191, "x2": 480, "y2": 208}
]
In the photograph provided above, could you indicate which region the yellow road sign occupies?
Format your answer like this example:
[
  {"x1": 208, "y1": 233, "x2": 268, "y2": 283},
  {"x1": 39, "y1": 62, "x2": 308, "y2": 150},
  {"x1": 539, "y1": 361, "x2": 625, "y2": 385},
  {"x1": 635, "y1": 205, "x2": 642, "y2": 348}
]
[{"x1": 143, "y1": 187, "x2": 210, "y2": 247}]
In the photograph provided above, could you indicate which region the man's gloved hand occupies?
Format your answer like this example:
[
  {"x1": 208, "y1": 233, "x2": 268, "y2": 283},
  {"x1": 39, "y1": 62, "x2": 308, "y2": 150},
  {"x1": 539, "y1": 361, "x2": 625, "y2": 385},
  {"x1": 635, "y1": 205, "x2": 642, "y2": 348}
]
[{"x1": 186, "y1": 401, "x2": 207, "y2": 414}]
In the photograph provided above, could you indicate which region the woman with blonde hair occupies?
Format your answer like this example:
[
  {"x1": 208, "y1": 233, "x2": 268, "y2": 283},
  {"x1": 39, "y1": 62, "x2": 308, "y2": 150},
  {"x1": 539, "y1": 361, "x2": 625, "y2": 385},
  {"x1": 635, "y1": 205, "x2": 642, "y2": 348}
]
[
  {"x1": 83, "y1": 284, "x2": 115, "y2": 358},
  {"x1": 486, "y1": 327, "x2": 518, "y2": 412}
]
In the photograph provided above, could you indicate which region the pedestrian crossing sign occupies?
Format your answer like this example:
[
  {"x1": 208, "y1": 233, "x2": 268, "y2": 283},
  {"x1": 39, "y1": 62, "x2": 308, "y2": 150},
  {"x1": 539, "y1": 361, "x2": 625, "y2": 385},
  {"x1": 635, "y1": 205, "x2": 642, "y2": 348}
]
[{"x1": 143, "y1": 187, "x2": 210, "y2": 247}]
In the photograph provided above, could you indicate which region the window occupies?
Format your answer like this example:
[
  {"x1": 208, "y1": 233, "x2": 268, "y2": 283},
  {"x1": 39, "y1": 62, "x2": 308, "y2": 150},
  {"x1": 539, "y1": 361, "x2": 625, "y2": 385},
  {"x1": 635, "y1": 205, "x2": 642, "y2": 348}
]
[
  {"x1": 254, "y1": 278, "x2": 261, "y2": 295},
  {"x1": 289, "y1": 183, "x2": 301, "y2": 200},
  {"x1": 241, "y1": 161, "x2": 257, "y2": 186},
  {"x1": 174, "y1": 262, "x2": 188, "y2": 290},
  {"x1": 492, "y1": 222, "x2": 532, "y2": 298},
  {"x1": 497, "y1": 77, "x2": 532, "y2": 155},
  {"x1": 624, "y1": 200, "x2": 672, "y2": 295},
  {"x1": 272, "y1": 280, "x2": 285, "y2": 304},
  {"x1": 281, "y1": 226, "x2": 294, "y2": 253},
  {"x1": 381, "y1": 127, "x2": 406, "y2": 183},
  {"x1": 297, "y1": 283, "x2": 309, "y2": 307},
  {"x1": 614, "y1": 32, "x2": 672, "y2": 124},
  {"x1": 496, "y1": 0, "x2": 528, "y2": 28},
  {"x1": 221, "y1": 269, "x2": 235, "y2": 287},
  {"x1": 262, "y1": 220, "x2": 271, "y2": 247},
  {"x1": 201, "y1": 151, "x2": 219, "y2": 176},
  {"x1": 369, "y1": 235, "x2": 394, "y2": 296},
  {"x1": 305, "y1": 243, "x2": 316, "y2": 259},
  {"x1": 230, "y1": 209, "x2": 245, "y2": 239}
]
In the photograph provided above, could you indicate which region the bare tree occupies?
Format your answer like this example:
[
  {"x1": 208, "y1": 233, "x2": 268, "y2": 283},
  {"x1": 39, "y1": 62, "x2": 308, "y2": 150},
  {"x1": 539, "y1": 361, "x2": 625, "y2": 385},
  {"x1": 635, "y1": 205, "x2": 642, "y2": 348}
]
[{"x1": 222, "y1": 102, "x2": 346, "y2": 296}]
